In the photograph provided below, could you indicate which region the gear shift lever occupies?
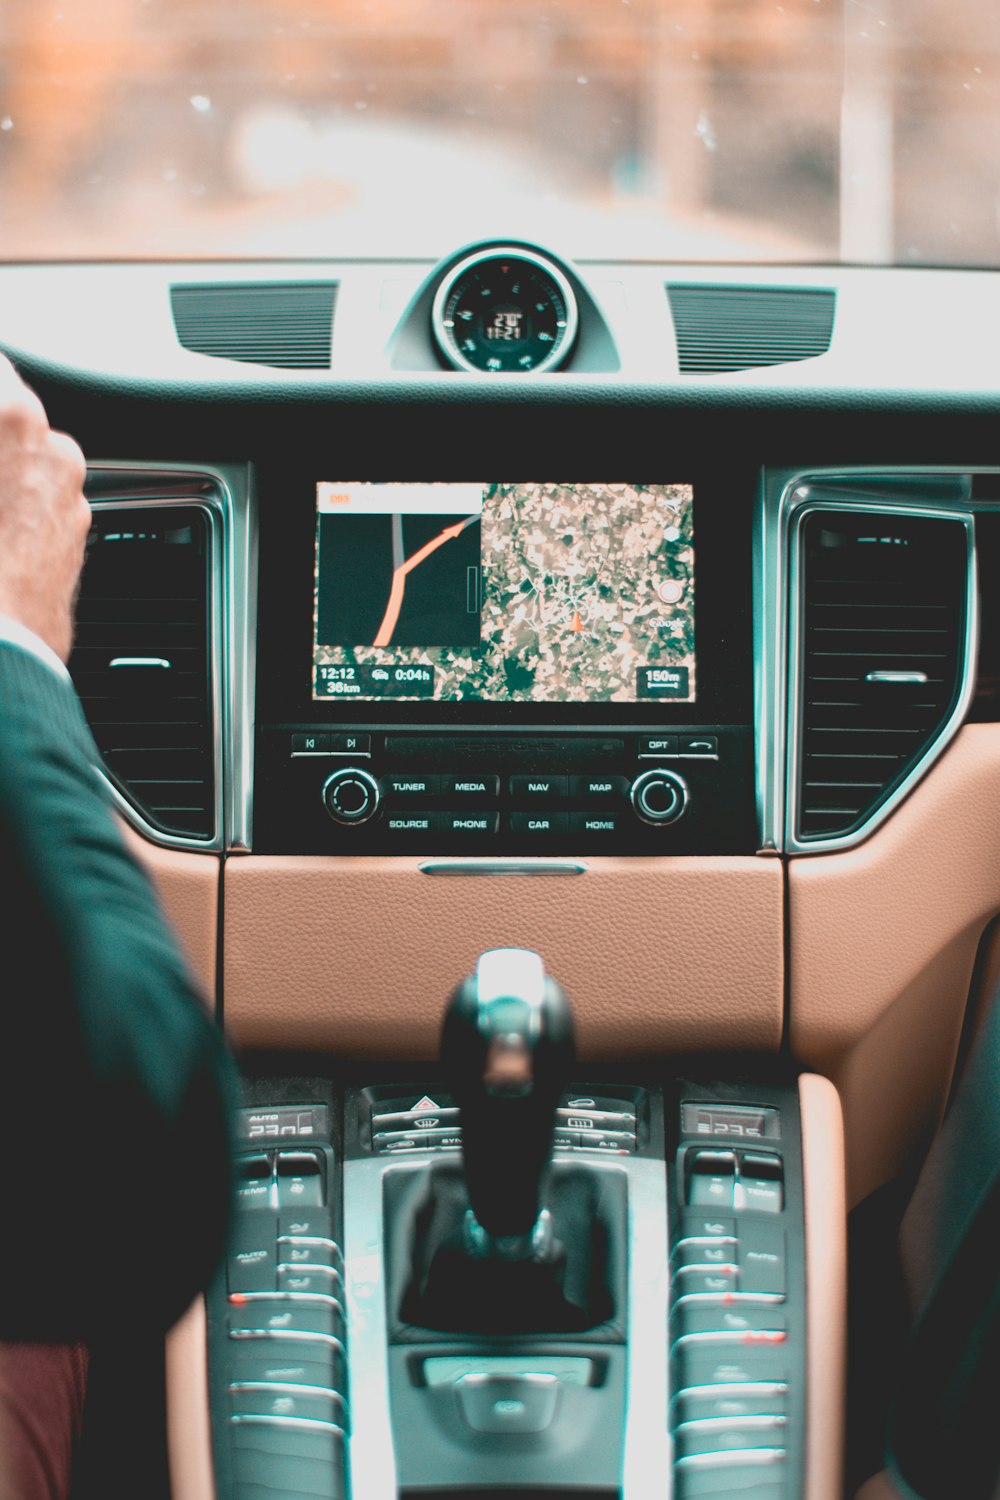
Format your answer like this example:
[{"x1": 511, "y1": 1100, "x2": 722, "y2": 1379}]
[{"x1": 442, "y1": 948, "x2": 575, "y2": 1259}]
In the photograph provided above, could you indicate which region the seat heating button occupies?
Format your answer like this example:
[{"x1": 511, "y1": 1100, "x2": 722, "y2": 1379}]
[
  {"x1": 455, "y1": 1373, "x2": 560, "y2": 1434},
  {"x1": 674, "y1": 1267, "x2": 738, "y2": 1297},
  {"x1": 674, "y1": 1237, "x2": 739, "y2": 1268},
  {"x1": 229, "y1": 1295, "x2": 343, "y2": 1341},
  {"x1": 278, "y1": 1264, "x2": 343, "y2": 1297}
]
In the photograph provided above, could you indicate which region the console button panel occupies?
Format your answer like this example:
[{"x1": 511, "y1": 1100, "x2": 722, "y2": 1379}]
[
  {"x1": 668, "y1": 1083, "x2": 806, "y2": 1500},
  {"x1": 254, "y1": 724, "x2": 754, "y2": 853},
  {"x1": 365, "y1": 1085, "x2": 641, "y2": 1156},
  {"x1": 209, "y1": 1095, "x2": 347, "y2": 1500}
]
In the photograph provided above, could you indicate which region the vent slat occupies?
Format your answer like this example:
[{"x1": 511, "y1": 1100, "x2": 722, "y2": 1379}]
[
  {"x1": 794, "y1": 508, "x2": 967, "y2": 841},
  {"x1": 667, "y1": 284, "x2": 835, "y2": 374},
  {"x1": 171, "y1": 282, "x2": 338, "y2": 369},
  {"x1": 69, "y1": 506, "x2": 215, "y2": 840}
]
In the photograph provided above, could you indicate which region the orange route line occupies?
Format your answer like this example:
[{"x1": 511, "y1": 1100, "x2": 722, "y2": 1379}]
[{"x1": 373, "y1": 520, "x2": 470, "y2": 648}]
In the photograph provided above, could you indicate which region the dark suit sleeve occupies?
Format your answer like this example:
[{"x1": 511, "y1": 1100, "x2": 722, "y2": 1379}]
[{"x1": 0, "y1": 642, "x2": 237, "y2": 1339}]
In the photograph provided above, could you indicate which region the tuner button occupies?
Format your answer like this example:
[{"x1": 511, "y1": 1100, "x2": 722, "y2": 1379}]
[
  {"x1": 630, "y1": 768, "x2": 689, "y2": 827},
  {"x1": 322, "y1": 766, "x2": 381, "y2": 825}
]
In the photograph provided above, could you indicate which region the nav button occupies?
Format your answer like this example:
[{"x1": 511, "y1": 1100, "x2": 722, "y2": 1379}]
[{"x1": 510, "y1": 775, "x2": 569, "y2": 799}]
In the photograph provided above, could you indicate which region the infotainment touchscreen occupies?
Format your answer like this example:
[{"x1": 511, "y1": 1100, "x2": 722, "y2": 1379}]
[{"x1": 312, "y1": 482, "x2": 695, "y2": 703}]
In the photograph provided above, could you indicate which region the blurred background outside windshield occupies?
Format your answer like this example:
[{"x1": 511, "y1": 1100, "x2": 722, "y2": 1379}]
[{"x1": 1, "y1": 0, "x2": 998, "y2": 264}]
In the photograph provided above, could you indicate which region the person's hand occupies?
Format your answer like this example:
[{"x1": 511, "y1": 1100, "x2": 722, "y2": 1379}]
[{"x1": 0, "y1": 353, "x2": 89, "y2": 662}]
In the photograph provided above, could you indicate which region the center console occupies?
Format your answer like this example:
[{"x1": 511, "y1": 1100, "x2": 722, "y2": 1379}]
[
  {"x1": 206, "y1": 953, "x2": 809, "y2": 1500},
  {"x1": 253, "y1": 473, "x2": 755, "y2": 856}
]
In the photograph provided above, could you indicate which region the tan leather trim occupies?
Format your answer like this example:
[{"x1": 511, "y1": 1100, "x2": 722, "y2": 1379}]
[
  {"x1": 165, "y1": 1297, "x2": 215, "y2": 1500},
  {"x1": 223, "y1": 855, "x2": 784, "y2": 1055},
  {"x1": 789, "y1": 724, "x2": 1000, "y2": 1205},
  {"x1": 799, "y1": 1073, "x2": 846, "y2": 1500},
  {"x1": 117, "y1": 820, "x2": 220, "y2": 999},
  {"x1": 854, "y1": 1471, "x2": 909, "y2": 1500}
]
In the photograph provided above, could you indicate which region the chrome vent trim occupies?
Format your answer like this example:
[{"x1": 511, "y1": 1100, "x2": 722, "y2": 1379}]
[
  {"x1": 171, "y1": 282, "x2": 337, "y2": 369},
  {"x1": 778, "y1": 480, "x2": 978, "y2": 855},
  {"x1": 666, "y1": 285, "x2": 835, "y2": 374},
  {"x1": 80, "y1": 503, "x2": 222, "y2": 842},
  {"x1": 80, "y1": 464, "x2": 255, "y2": 854}
]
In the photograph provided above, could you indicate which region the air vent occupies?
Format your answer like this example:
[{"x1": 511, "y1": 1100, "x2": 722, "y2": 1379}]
[
  {"x1": 69, "y1": 506, "x2": 216, "y2": 842},
  {"x1": 794, "y1": 507, "x2": 971, "y2": 843},
  {"x1": 666, "y1": 284, "x2": 835, "y2": 373},
  {"x1": 171, "y1": 282, "x2": 337, "y2": 368}
]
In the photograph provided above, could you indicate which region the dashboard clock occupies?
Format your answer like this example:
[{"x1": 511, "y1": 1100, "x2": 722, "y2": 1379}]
[{"x1": 431, "y1": 247, "x2": 579, "y2": 373}]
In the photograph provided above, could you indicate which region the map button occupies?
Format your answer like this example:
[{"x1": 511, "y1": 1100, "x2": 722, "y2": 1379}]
[
  {"x1": 510, "y1": 812, "x2": 568, "y2": 836},
  {"x1": 510, "y1": 775, "x2": 569, "y2": 799},
  {"x1": 443, "y1": 775, "x2": 500, "y2": 799},
  {"x1": 569, "y1": 776, "x2": 629, "y2": 800}
]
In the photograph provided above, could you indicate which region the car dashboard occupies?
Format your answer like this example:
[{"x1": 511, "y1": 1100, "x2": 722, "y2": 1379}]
[{"x1": 4, "y1": 242, "x2": 1000, "y2": 1500}]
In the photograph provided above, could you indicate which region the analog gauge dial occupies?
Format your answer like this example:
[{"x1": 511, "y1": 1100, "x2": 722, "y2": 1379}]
[{"x1": 432, "y1": 248, "x2": 579, "y2": 373}]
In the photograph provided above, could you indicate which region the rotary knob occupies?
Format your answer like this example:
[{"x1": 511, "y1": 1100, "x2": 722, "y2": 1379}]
[
  {"x1": 630, "y1": 768, "x2": 689, "y2": 826},
  {"x1": 322, "y1": 766, "x2": 381, "y2": 825}
]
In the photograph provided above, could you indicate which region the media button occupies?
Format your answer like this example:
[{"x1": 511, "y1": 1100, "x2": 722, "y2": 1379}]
[
  {"x1": 510, "y1": 812, "x2": 568, "y2": 835},
  {"x1": 509, "y1": 775, "x2": 569, "y2": 799},
  {"x1": 569, "y1": 776, "x2": 628, "y2": 799},
  {"x1": 441, "y1": 812, "x2": 500, "y2": 835},
  {"x1": 385, "y1": 775, "x2": 440, "y2": 798},
  {"x1": 569, "y1": 813, "x2": 621, "y2": 835},
  {"x1": 443, "y1": 775, "x2": 500, "y2": 799}
]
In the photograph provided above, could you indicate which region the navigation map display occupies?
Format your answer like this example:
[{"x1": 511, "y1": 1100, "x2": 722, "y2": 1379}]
[{"x1": 312, "y1": 482, "x2": 695, "y2": 703}]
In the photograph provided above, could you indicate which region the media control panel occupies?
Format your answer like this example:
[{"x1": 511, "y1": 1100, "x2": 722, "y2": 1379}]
[{"x1": 254, "y1": 725, "x2": 754, "y2": 853}]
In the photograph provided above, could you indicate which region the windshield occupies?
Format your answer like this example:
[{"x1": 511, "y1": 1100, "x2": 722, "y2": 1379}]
[{"x1": 1, "y1": 0, "x2": 997, "y2": 265}]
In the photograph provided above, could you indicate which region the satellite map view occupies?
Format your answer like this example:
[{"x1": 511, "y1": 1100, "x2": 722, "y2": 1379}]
[{"x1": 313, "y1": 481, "x2": 695, "y2": 702}]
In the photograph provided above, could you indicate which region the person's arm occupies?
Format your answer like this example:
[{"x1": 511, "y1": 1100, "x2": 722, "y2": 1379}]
[{"x1": 0, "y1": 357, "x2": 237, "y2": 1337}]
